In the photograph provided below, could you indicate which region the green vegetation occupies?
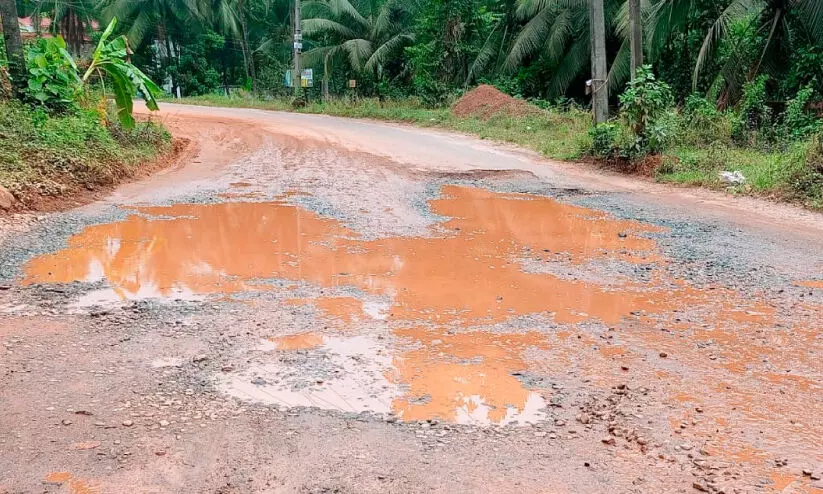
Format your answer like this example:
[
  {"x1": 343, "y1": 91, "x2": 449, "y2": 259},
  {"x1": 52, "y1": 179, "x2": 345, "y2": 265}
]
[
  {"x1": 81, "y1": 18, "x2": 161, "y2": 128},
  {"x1": 0, "y1": 100, "x2": 171, "y2": 206},
  {"x1": 0, "y1": 17, "x2": 168, "y2": 208},
  {"x1": 3, "y1": 0, "x2": 823, "y2": 208}
]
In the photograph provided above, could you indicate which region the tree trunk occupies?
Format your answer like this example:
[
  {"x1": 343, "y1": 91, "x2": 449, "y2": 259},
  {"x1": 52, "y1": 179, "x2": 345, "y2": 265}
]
[
  {"x1": 160, "y1": 25, "x2": 178, "y2": 97},
  {"x1": 222, "y1": 57, "x2": 230, "y2": 96},
  {"x1": 293, "y1": 0, "x2": 302, "y2": 97},
  {"x1": 237, "y1": 0, "x2": 257, "y2": 93},
  {"x1": 589, "y1": 0, "x2": 609, "y2": 124},
  {"x1": 629, "y1": 0, "x2": 643, "y2": 79},
  {"x1": 0, "y1": 0, "x2": 26, "y2": 95},
  {"x1": 323, "y1": 57, "x2": 330, "y2": 101}
]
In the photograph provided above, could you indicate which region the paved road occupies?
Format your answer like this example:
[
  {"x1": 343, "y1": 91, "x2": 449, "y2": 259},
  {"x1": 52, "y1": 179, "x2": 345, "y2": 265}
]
[{"x1": 1, "y1": 103, "x2": 822, "y2": 493}]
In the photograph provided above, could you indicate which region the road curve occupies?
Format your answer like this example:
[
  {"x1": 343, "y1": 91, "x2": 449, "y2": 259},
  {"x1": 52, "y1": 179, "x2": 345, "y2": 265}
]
[{"x1": 0, "y1": 103, "x2": 821, "y2": 493}]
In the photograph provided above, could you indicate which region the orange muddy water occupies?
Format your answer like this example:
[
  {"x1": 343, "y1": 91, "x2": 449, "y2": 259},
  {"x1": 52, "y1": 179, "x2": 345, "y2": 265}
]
[
  {"x1": 19, "y1": 184, "x2": 823, "y2": 459},
  {"x1": 44, "y1": 472, "x2": 97, "y2": 494},
  {"x1": 4, "y1": 103, "x2": 823, "y2": 493},
  {"x1": 23, "y1": 185, "x2": 666, "y2": 323}
]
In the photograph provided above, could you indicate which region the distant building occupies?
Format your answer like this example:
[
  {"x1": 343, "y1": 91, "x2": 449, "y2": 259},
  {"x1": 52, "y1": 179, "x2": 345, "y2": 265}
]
[
  {"x1": 17, "y1": 16, "x2": 100, "y2": 54},
  {"x1": 17, "y1": 16, "x2": 53, "y2": 39}
]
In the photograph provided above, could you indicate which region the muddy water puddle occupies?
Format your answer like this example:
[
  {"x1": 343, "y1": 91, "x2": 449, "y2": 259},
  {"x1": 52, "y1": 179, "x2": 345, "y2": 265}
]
[
  {"x1": 44, "y1": 472, "x2": 97, "y2": 494},
  {"x1": 22, "y1": 185, "x2": 668, "y2": 322},
  {"x1": 19, "y1": 186, "x2": 823, "y2": 437}
]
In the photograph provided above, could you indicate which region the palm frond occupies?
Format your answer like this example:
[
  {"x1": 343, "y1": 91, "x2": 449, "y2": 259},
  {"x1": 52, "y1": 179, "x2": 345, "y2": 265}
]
[
  {"x1": 364, "y1": 32, "x2": 413, "y2": 72},
  {"x1": 373, "y1": 0, "x2": 414, "y2": 38},
  {"x1": 303, "y1": 44, "x2": 336, "y2": 67},
  {"x1": 796, "y1": 0, "x2": 823, "y2": 44},
  {"x1": 646, "y1": 0, "x2": 693, "y2": 60},
  {"x1": 607, "y1": 39, "x2": 630, "y2": 91},
  {"x1": 504, "y1": 4, "x2": 555, "y2": 71},
  {"x1": 341, "y1": 38, "x2": 373, "y2": 71},
  {"x1": 327, "y1": 0, "x2": 370, "y2": 31},
  {"x1": 515, "y1": 0, "x2": 584, "y2": 21},
  {"x1": 302, "y1": 18, "x2": 359, "y2": 38},
  {"x1": 547, "y1": 34, "x2": 589, "y2": 97},
  {"x1": 467, "y1": 19, "x2": 504, "y2": 84},
  {"x1": 544, "y1": 7, "x2": 581, "y2": 62},
  {"x1": 694, "y1": 0, "x2": 763, "y2": 89}
]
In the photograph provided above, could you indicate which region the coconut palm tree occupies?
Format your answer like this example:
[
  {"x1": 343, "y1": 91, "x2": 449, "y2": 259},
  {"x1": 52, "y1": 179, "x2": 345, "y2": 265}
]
[
  {"x1": 301, "y1": 0, "x2": 417, "y2": 93},
  {"x1": 466, "y1": 0, "x2": 519, "y2": 85},
  {"x1": 503, "y1": 0, "x2": 627, "y2": 98},
  {"x1": 102, "y1": 0, "x2": 202, "y2": 48},
  {"x1": 647, "y1": 0, "x2": 823, "y2": 102}
]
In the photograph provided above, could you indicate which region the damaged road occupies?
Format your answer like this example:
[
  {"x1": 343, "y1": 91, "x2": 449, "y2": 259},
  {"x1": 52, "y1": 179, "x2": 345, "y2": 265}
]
[{"x1": 1, "y1": 103, "x2": 822, "y2": 493}]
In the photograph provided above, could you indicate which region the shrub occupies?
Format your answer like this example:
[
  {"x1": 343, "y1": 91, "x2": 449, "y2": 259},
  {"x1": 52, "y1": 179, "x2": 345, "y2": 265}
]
[
  {"x1": 588, "y1": 123, "x2": 620, "y2": 158},
  {"x1": 732, "y1": 75, "x2": 777, "y2": 145},
  {"x1": 681, "y1": 93, "x2": 733, "y2": 145},
  {"x1": 619, "y1": 66, "x2": 674, "y2": 154},
  {"x1": 24, "y1": 37, "x2": 82, "y2": 111},
  {"x1": 782, "y1": 83, "x2": 821, "y2": 140},
  {"x1": 81, "y1": 18, "x2": 161, "y2": 129},
  {"x1": 0, "y1": 100, "x2": 172, "y2": 199},
  {"x1": 788, "y1": 133, "x2": 823, "y2": 203},
  {"x1": 18, "y1": 18, "x2": 161, "y2": 128}
]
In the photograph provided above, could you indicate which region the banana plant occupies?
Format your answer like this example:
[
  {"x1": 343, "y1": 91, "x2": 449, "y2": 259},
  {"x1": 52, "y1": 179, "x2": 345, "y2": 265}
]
[{"x1": 82, "y1": 17, "x2": 161, "y2": 128}]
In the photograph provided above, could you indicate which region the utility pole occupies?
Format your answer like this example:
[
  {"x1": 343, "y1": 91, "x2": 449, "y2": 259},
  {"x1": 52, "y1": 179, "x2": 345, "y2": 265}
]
[
  {"x1": 293, "y1": 0, "x2": 302, "y2": 98},
  {"x1": 629, "y1": 0, "x2": 643, "y2": 79},
  {"x1": 0, "y1": 0, "x2": 26, "y2": 95},
  {"x1": 589, "y1": 0, "x2": 609, "y2": 124}
]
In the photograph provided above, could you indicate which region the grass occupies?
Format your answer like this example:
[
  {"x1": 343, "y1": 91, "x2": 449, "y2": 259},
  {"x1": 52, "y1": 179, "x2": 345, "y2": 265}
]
[
  {"x1": 0, "y1": 101, "x2": 172, "y2": 207},
  {"x1": 659, "y1": 137, "x2": 822, "y2": 208},
  {"x1": 164, "y1": 94, "x2": 823, "y2": 209}
]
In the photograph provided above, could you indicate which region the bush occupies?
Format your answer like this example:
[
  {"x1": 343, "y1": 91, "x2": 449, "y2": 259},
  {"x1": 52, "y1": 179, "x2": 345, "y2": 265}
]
[
  {"x1": 732, "y1": 75, "x2": 776, "y2": 145},
  {"x1": 619, "y1": 66, "x2": 674, "y2": 154},
  {"x1": 782, "y1": 83, "x2": 821, "y2": 140},
  {"x1": 681, "y1": 93, "x2": 733, "y2": 145},
  {"x1": 787, "y1": 133, "x2": 823, "y2": 203},
  {"x1": 587, "y1": 123, "x2": 621, "y2": 158},
  {"x1": 24, "y1": 37, "x2": 82, "y2": 111}
]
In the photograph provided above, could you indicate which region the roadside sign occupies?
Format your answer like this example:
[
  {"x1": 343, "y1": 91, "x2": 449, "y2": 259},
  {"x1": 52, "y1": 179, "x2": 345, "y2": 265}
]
[
  {"x1": 293, "y1": 42, "x2": 303, "y2": 50},
  {"x1": 301, "y1": 69, "x2": 313, "y2": 88},
  {"x1": 348, "y1": 79, "x2": 357, "y2": 88},
  {"x1": 285, "y1": 69, "x2": 314, "y2": 88}
]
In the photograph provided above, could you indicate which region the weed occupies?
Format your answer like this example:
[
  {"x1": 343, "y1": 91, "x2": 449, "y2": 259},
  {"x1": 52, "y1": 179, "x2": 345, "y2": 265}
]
[{"x1": 0, "y1": 101, "x2": 171, "y2": 203}]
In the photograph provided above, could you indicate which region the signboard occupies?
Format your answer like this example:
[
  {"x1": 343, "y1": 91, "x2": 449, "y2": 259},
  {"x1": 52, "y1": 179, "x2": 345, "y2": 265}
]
[
  {"x1": 301, "y1": 69, "x2": 313, "y2": 88},
  {"x1": 285, "y1": 69, "x2": 314, "y2": 88},
  {"x1": 348, "y1": 79, "x2": 357, "y2": 88}
]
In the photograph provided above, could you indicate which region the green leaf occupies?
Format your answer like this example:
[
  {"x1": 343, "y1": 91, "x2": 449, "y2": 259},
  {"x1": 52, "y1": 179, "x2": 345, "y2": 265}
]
[{"x1": 109, "y1": 68, "x2": 136, "y2": 129}]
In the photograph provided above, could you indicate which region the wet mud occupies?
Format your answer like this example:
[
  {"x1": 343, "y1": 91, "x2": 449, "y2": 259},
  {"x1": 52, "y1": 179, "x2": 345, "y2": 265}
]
[{"x1": 1, "y1": 104, "x2": 822, "y2": 493}]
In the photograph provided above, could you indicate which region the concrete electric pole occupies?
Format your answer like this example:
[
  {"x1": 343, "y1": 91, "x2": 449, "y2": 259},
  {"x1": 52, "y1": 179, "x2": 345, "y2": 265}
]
[
  {"x1": 293, "y1": 0, "x2": 302, "y2": 97},
  {"x1": 629, "y1": 0, "x2": 643, "y2": 79},
  {"x1": 589, "y1": 0, "x2": 609, "y2": 124}
]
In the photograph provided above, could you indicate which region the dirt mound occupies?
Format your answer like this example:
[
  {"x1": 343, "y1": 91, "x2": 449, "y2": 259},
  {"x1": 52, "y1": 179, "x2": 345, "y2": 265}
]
[{"x1": 452, "y1": 85, "x2": 539, "y2": 120}]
